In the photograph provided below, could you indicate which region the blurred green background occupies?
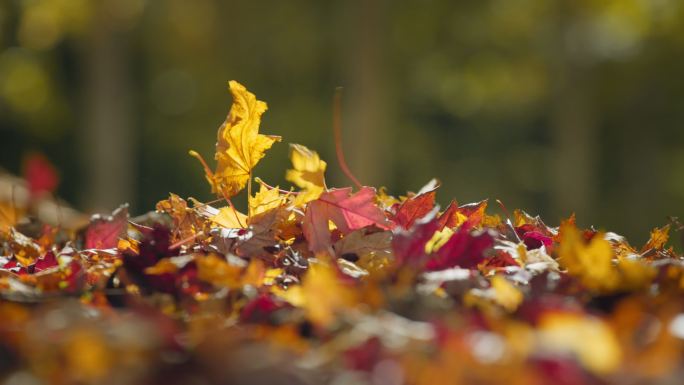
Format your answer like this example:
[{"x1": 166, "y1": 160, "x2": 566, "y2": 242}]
[{"x1": 1, "y1": 0, "x2": 683, "y2": 242}]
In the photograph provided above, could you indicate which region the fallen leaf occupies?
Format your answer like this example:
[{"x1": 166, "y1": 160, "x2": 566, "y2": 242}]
[
  {"x1": 286, "y1": 144, "x2": 326, "y2": 205},
  {"x1": 426, "y1": 227, "x2": 494, "y2": 271},
  {"x1": 537, "y1": 311, "x2": 622, "y2": 374},
  {"x1": 392, "y1": 179, "x2": 439, "y2": 229},
  {"x1": 193, "y1": 80, "x2": 281, "y2": 197},
  {"x1": 491, "y1": 275, "x2": 523, "y2": 312},
  {"x1": 210, "y1": 206, "x2": 248, "y2": 229},
  {"x1": 642, "y1": 224, "x2": 670, "y2": 252},
  {"x1": 334, "y1": 227, "x2": 391, "y2": 261},
  {"x1": 249, "y1": 184, "x2": 286, "y2": 216},
  {"x1": 303, "y1": 187, "x2": 388, "y2": 254},
  {"x1": 85, "y1": 205, "x2": 129, "y2": 250},
  {"x1": 156, "y1": 194, "x2": 204, "y2": 242},
  {"x1": 557, "y1": 223, "x2": 618, "y2": 291},
  {"x1": 23, "y1": 152, "x2": 59, "y2": 197}
]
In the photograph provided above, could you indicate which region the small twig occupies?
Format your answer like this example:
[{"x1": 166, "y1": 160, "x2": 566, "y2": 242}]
[
  {"x1": 333, "y1": 88, "x2": 363, "y2": 189},
  {"x1": 254, "y1": 177, "x2": 299, "y2": 195},
  {"x1": 189, "y1": 150, "x2": 214, "y2": 180},
  {"x1": 189, "y1": 150, "x2": 244, "y2": 227},
  {"x1": 496, "y1": 199, "x2": 511, "y2": 219},
  {"x1": 191, "y1": 197, "x2": 227, "y2": 208},
  {"x1": 169, "y1": 231, "x2": 204, "y2": 250},
  {"x1": 248, "y1": 171, "x2": 253, "y2": 218}
]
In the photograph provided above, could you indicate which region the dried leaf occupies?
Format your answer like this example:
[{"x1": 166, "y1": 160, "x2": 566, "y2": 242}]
[
  {"x1": 194, "y1": 81, "x2": 281, "y2": 197},
  {"x1": 286, "y1": 144, "x2": 326, "y2": 206},
  {"x1": 85, "y1": 205, "x2": 129, "y2": 250},
  {"x1": 303, "y1": 187, "x2": 388, "y2": 254}
]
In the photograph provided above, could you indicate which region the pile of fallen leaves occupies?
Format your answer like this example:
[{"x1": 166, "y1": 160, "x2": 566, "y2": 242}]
[{"x1": 1, "y1": 81, "x2": 684, "y2": 385}]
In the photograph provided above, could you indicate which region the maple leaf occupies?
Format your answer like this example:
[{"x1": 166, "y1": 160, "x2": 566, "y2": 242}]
[
  {"x1": 196, "y1": 254, "x2": 243, "y2": 289},
  {"x1": 333, "y1": 227, "x2": 391, "y2": 261},
  {"x1": 303, "y1": 187, "x2": 389, "y2": 254},
  {"x1": 23, "y1": 152, "x2": 59, "y2": 198},
  {"x1": 84, "y1": 205, "x2": 129, "y2": 250},
  {"x1": 33, "y1": 250, "x2": 59, "y2": 273},
  {"x1": 210, "y1": 207, "x2": 248, "y2": 229},
  {"x1": 156, "y1": 194, "x2": 204, "y2": 242},
  {"x1": 425, "y1": 227, "x2": 495, "y2": 271},
  {"x1": 5, "y1": 228, "x2": 42, "y2": 268},
  {"x1": 192, "y1": 80, "x2": 281, "y2": 198},
  {"x1": 557, "y1": 223, "x2": 619, "y2": 291},
  {"x1": 275, "y1": 262, "x2": 355, "y2": 326},
  {"x1": 249, "y1": 184, "x2": 286, "y2": 216},
  {"x1": 464, "y1": 275, "x2": 523, "y2": 312},
  {"x1": 391, "y1": 207, "x2": 441, "y2": 266},
  {"x1": 236, "y1": 205, "x2": 289, "y2": 258},
  {"x1": 392, "y1": 179, "x2": 439, "y2": 229},
  {"x1": 641, "y1": 224, "x2": 670, "y2": 252},
  {"x1": 286, "y1": 143, "x2": 327, "y2": 205},
  {"x1": 436, "y1": 200, "x2": 459, "y2": 230},
  {"x1": 537, "y1": 311, "x2": 622, "y2": 374},
  {"x1": 490, "y1": 275, "x2": 523, "y2": 311}
]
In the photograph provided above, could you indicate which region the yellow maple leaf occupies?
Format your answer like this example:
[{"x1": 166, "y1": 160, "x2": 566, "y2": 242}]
[
  {"x1": 274, "y1": 263, "x2": 354, "y2": 326},
  {"x1": 491, "y1": 275, "x2": 523, "y2": 312},
  {"x1": 538, "y1": 312, "x2": 622, "y2": 374},
  {"x1": 249, "y1": 184, "x2": 286, "y2": 216},
  {"x1": 642, "y1": 224, "x2": 670, "y2": 252},
  {"x1": 424, "y1": 227, "x2": 454, "y2": 254},
  {"x1": 376, "y1": 187, "x2": 400, "y2": 209},
  {"x1": 558, "y1": 223, "x2": 619, "y2": 291},
  {"x1": 210, "y1": 206, "x2": 248, "y2": 228},
  {"x1": 196, "y1": 254, "x2": 243, "y2": 288},
  {"x1": 192, "y1": 80, "x2": 281, "y2": 198},
  {"x1": 285, "y1": 143, "x2": 326, "y2": 205}
]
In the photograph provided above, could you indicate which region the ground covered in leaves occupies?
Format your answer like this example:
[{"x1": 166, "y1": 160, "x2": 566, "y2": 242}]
[{"x1": 1, "y1": 81, "x2": 684, "y2": 385}]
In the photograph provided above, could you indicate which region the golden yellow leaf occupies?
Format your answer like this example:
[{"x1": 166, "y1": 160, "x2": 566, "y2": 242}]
[
  {"x1": 196, "y1": 254, "x2": 243, "y2": 288},
  {"x1": 643, "y1": 224, "x2": 670, "y2": 251},
  {"x1": 241, "y1": 258, "x2": 266, "y2": 287},
  {"x1": 376, "y1": 187, "x2": 400, "y2": 209},
  {"x1": 249, "y1": 184, "x2": 286, "y2": 216},
  {"x1": 193, "y1": 80, "x2": 281, "y2": 198},
  {"x1": 276, "y1": 263, "x2": 354, "y2": 326},
  {"x1": 286, "y1": 143, "x2": 327, "y2": 206},
  {"x1": 491, "y1": 275, "x2": 523, "y2": 312},
  {"x1": 538, "y1": 312, "x2": 622, "y2": 374},
  {"x1": 616, "y1": 258, "x2": 656, "y2": 290},
  {"x1": 424, "y1": 227, "x2": 454, "y2": 254},
  {"x1": 210, "y1": 206, "x2": 248, "y2": 229},
  {"x1": 144, "y1": 259, "x2": 178, "y2": 275},
  {"x1": 65, "y1": 329, "x2": 112, "y2": 381},
  {"x1": 558, "y1": 223, "x2": 618, "y2": 291},
  {"x1": 286, "y1": 143, "x2": 326, "y2": 191},
  {"x1": 0, "y1": 202, "x2": 21, "y2": 233}
]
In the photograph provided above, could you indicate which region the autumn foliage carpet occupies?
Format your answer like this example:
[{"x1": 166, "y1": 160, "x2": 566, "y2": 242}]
[{"x1": 0, "y1": 81, "x2": 683, "y2": 385}]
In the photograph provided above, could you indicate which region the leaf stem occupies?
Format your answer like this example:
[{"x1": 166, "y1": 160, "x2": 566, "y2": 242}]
[
  {"x1": 169, "y1": 231, "x2": 204, "y2": 250},
  {"x1": 333, "y1": 88, "x2": 363, "y2": 189},
  {"x1": 248, "y1": 171, "x2": 253, "y2": 219},
  {"x1": 254, "y1": 177, "x2": 299, "y2": 195},
  {"x1": 189, "y1": 150, "x2": 244, "y2": 227},
  {"x1": 189, "y1": 150, "x2": 214, "y2": 180}
]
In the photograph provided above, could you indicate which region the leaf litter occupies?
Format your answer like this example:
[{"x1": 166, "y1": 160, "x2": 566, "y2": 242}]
[{"x1": 0, "y1": 81, "x2": 683, "y2": 385}]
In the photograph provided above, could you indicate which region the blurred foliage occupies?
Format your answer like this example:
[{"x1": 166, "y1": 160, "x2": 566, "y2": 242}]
[{"x1": 1, "y1": 0, "x2": 684, "y2": 242}]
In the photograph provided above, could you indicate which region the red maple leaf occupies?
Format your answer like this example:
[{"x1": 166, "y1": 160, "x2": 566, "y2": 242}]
[
  {"x1": 392, "y1": 180, "x2": 439, "y2": 228},
  {"x1": 85, "y1": 205, "x2": 129, "y2": 249},
  {"x1": 303, "y1": 187, "x2": 388, "y2": 254},
  {"x1": 23, "y1": 152, "x2": 59, "y2": 197}
]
